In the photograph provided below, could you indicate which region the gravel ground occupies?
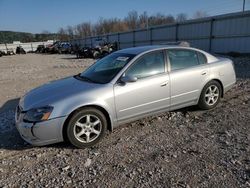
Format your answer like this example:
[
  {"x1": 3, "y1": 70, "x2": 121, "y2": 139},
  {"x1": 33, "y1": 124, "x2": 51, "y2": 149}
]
[{"x1": 0, "y1": 54, "x2": 249, "y2": 187}]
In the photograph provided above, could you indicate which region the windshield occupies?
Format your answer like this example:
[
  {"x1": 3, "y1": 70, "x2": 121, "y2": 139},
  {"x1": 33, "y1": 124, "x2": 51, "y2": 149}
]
[{"x1": 80, "y1": 53, "x2": 135, "y2": 84}]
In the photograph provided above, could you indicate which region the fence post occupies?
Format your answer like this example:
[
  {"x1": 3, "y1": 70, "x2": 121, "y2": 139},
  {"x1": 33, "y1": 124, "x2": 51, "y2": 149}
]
[
  {"x1": 31, "y1": 43, "x2": 33, "y2": 52},
  {"x1": 209, "y1": 18, "x2": 214, "y2": 52},
  {"x1": 106, "y1": 34, "x2": 109, "y2": 42},
  {"x1": 133, "y1": 30, "x2": 135, "y2": 47},
  {"x1": 90, "y1": 37, "x2": 93, "y2": 47},
  {"x1": 118, "y1": 33, "x2": 120, "y2": 50},
  {"x1": 5, "y1": 43, "x2": 8, "y2": 52},
  {"x1": 150, "y1": 28, "x2": 153, "y2": 45},
  {"x1": 175, "y1": 24, "x2": 179, "y2": 42}
]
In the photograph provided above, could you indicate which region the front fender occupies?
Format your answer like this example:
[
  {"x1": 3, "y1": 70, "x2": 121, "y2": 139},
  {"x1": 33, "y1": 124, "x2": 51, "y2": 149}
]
[{"x1": 50, "y1": 90, "x2": 116, "y2": 130}]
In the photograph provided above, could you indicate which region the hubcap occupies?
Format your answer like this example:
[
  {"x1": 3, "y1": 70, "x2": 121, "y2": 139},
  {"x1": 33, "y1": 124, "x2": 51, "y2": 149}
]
[
  {"x1": 73, "y1": 114, "x2": 102, "y2": 143},
  {"x1": 205, "y1": 85, "x2": 219, "y2": 106}
]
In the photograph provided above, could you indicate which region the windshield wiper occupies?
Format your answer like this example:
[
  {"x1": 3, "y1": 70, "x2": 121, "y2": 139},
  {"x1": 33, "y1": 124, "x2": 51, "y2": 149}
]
[{"x1": 74, "y1": 73, "x2": 100, "y2": 84}]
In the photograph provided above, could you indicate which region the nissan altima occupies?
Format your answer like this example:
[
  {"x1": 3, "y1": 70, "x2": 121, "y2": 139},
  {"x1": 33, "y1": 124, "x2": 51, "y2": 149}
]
[{"x1": 15, "y1": 45, "x2": 236, "y2": 148}]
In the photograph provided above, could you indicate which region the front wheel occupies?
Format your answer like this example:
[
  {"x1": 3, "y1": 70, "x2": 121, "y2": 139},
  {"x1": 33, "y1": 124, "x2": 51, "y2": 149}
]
[
  {"x1": 66, "y1": 108, "x2": 107, "y2": 148},
  {"x1": 198, "y1": 80, "x2": 222, "y2": 110}
]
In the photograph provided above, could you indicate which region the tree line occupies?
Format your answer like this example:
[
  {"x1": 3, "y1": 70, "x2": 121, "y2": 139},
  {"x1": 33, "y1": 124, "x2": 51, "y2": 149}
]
[
  {"x1": 0, "y1": 31, "x2": 58, "y2": 43},
  {"x1": 57, "y1": 10, "x2": 208, "y2": 41},
  {"x1": 0, "y1": 10, "x2": 208, "y2": 43}
]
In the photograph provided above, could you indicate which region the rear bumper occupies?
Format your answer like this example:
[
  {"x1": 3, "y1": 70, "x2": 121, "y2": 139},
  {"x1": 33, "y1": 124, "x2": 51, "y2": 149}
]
[{"x1": 15, "y1": 116, "x2": 67, "y2": 146}]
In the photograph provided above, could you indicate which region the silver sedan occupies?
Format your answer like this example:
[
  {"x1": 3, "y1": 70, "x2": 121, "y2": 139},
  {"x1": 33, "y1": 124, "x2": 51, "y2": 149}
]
[{"x1": 15, "y1": 45, "x2": 236, "y2": 148}]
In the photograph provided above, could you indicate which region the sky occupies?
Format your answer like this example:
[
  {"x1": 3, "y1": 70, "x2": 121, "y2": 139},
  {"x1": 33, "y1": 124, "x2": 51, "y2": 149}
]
[{"x1": 0, "y1": 0, "x2": 249, "y2": 33}]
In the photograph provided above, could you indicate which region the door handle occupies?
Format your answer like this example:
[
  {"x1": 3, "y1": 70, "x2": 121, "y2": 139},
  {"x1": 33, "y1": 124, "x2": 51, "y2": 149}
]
[
  {"x1": 160, "y1": 81, "x2": 168, "y2": 87},
  {"x1": 201, "y1": 71, "x2": 207, "y2": 75}
]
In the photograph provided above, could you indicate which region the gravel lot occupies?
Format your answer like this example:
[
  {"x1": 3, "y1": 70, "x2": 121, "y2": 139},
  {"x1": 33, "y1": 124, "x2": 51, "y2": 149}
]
[{"x1": 0, "y1": 54, "x2": 249, "y2": 187}]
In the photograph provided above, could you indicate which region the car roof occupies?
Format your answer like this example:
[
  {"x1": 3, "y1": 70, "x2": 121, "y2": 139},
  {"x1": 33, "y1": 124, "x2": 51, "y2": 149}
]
[
  {"x1": 116, "y1": 45, "x2": 183, "y2": 55},
  {"x1": 115, "y1": 45, "x2": 218, "y2": 63}
]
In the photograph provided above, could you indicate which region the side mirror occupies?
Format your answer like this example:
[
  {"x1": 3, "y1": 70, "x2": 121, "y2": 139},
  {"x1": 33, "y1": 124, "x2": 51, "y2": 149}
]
[{"x1": 120, "y1": 75, "x2": 138, "y2": 83}]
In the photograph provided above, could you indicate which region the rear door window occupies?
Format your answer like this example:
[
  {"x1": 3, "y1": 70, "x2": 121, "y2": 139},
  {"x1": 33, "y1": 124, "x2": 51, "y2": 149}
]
[{"x1": 167, "y1": 49, "x2": 200, "y2": 71}]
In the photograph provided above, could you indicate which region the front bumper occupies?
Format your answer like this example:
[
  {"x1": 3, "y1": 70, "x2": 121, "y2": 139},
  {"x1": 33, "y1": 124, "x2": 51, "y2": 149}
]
[{"x1": 15, "y1": 109, "x2": 67, "y2": 146}]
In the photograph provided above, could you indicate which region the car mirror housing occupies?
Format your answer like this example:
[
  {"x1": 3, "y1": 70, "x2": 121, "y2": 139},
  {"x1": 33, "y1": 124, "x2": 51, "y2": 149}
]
[{"x1": 120, "y1": 75, "x2": 138, "y2": 83}]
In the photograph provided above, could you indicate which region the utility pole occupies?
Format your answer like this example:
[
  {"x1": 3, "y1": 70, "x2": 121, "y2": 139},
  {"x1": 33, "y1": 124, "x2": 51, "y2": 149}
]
[{"x1": 243, "y1": 0, "x2": 246, "y2": 12}]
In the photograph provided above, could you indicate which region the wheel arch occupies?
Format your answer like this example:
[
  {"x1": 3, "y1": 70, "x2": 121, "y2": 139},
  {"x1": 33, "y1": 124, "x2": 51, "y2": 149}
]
[
  {"x1": 210, "y1": 78, "x2": 224, "y2": 98},
  {"x1": 62, "y1": 104, "x2": 113, "y2": 142},
  {"x1": 197, "y1": 78, "x2": 224, "y2": 105}
]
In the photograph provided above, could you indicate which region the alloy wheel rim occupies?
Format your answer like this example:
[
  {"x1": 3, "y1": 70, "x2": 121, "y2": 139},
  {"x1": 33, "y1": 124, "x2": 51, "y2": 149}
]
[
  {"x1": 73, "y1": 114, "x2": 102, "y2": 143},
  {"x1": 205, "y1": 85, "x2": 219, "y2": 106}
]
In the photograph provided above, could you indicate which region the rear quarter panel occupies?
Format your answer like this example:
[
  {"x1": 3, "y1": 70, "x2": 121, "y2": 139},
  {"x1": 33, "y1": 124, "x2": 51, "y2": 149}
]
[{"x1": 208, "y1": 57, "x2": 236, "y2": 93}]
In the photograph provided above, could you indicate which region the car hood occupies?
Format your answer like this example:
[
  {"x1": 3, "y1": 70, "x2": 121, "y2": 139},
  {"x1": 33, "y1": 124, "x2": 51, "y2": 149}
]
[{"x1": 20, "y1": 76, "x2": 100, "y2": 111}]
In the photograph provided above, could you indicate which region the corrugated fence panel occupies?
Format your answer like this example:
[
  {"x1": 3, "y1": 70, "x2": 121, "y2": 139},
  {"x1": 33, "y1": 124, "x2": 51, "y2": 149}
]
[
  {"x1": 152, "y1": 26, "x2": 176, "y2": 41},
  {"x1": 78, "y1": 39, "x2": 85, "y2": 47},
  {"x1": 135, "y1": 30, "x2": 149, "y2": 41},
  {"x1": 70, "y1": 11, "x2": 250, "y2": 53},
  {"x1": 152, "y1": 40, "x2": 170, "y2": 45},
  {"x1": 120, "y1": 42, "x2": 133, "y2": 49},
  {"x1": 108, "y1": 34, "x2": 118, "y2": 42},
  {"x1": 212, "y1": 37, "x2": 250, "y2": 53},
  {"x1": 85, "y1": 38, "x2": 92, "y2": 46},
  {"x1": 135, "y1": 41, "x2": 151, "y2": 46},
  {"x1": 120, "y1": 32, "x2": 133, "y2": 43},
  {"x1": 178, "y1": 22, "x2": 211, "y2": 39},
  {"x1": 185, "y1": 39, "x2": 210, "y2": 51},
  {"x1": 213, "y1": 16, "x2": 250, "y2": 37}
]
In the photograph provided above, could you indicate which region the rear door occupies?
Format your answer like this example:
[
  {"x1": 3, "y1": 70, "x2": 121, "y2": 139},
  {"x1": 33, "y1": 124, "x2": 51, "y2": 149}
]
[
  {"x1": 114, "y1": 50, "x2": 170, "y2": 122},
  {"x1": 167, "y1": 49, "x2": 210, "y2": 109}
]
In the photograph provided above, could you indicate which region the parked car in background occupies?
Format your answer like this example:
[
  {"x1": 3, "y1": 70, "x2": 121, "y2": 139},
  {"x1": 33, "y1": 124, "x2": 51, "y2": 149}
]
[
  {"x1": 58, "y1": 42, "x2": 72, "y2": 54},
  {"x1": 15, "y1": 45, "x2": 236, "y2": 148}
]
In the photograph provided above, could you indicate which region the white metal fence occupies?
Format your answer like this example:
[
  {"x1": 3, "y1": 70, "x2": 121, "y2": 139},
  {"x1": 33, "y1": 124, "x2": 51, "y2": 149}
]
[{"x1": 70, "y1": 11, "x2": 250, "y2": 54}]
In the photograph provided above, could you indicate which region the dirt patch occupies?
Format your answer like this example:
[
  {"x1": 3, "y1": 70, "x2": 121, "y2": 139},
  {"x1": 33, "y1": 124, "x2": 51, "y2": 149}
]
[{"x1": 0, "y1": 54, "x2": 249, "y2": 187}]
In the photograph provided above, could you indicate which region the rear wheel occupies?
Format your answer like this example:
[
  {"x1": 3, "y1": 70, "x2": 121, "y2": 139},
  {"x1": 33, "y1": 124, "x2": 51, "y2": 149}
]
[
  {"x1": 66, "y1": 108, "x2": 107, "y2": 148},
  {"x1": 198, "y1": 80, "x2": 222, "y2": 110}
]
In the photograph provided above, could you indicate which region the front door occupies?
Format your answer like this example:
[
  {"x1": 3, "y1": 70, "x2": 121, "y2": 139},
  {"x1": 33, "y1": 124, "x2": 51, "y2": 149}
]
[{"x1": 114, "y1": 50, "x2": 170, "y2": 122}]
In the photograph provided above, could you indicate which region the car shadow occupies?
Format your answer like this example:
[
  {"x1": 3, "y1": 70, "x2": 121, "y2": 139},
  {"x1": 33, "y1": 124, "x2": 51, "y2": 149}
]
[
  {"x1": 0, "y1": 98, "x2": 27, "y2": 150},
  {"x1": 0, "y1": 98, "x2": 202, "y2": 150},
  {"x1": 0, "y1": 98, "x2": 19, "y2": 114},
  {"x1": 172, "y1": 105, "x2": 201, "y2": 113}
]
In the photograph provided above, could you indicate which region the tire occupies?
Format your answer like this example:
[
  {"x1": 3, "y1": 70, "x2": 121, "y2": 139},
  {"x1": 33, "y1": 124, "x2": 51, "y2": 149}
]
[
  {"x1": 198, "y1": 80, "x2": 222, "y2": 110},
  {"x1": 93, "y1": 51, "x2": 101, "y2": 59},
  {"x1": 66, "y1": 108, "x2": 107, "y2": 148}
]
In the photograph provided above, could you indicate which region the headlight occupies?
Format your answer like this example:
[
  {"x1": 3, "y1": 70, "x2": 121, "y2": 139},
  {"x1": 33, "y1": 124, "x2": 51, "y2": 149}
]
[{"x1": 24, "y1": 106, "x2": 53, "y2": 122}]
